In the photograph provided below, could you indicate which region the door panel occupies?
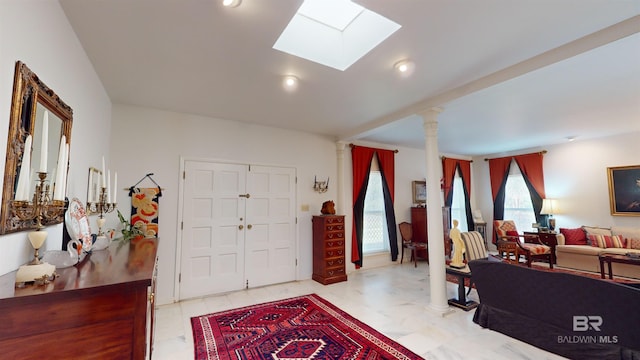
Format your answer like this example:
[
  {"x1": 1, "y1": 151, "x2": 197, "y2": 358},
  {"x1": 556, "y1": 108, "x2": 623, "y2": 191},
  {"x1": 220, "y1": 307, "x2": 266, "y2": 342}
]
[
  {"x1": 180, "y1": 161, "x2": 247, "y2": 299},
  {"x1": 245, "y1": 166, "x2": 296, "y2": 288}
]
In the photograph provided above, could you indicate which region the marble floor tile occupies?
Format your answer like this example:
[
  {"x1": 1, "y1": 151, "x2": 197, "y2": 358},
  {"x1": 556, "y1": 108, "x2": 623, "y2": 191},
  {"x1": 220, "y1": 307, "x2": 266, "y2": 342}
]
[{"x1": 153, "y1": 263, "x2": 568, "y2": 359}]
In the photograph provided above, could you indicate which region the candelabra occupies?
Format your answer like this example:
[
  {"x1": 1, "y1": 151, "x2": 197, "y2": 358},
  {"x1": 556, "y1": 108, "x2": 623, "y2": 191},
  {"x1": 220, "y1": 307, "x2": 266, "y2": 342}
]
[
  {"x1": 86, "y1": 187, "x2": 117, "y2": 237},
  {"x1": 12, "y1": 172, "x2": 66, "y2": 265}
]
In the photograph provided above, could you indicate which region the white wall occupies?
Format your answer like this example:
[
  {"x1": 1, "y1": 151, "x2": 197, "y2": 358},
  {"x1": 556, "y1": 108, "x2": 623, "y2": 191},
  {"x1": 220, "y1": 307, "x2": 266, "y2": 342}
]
[
  {"x1": 473, "y1": 131, "x2": 640, "y2": 248},
  {"x1": 109, "y1": 104, "x2": 338, "y2": 305},
  {"x1": 0, "y1": 1, "x2": 111, "y2": 276}
]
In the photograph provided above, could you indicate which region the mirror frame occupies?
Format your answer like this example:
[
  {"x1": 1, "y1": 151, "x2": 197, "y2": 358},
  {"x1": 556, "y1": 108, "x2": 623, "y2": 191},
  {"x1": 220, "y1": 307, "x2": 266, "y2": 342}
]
[{"x1": 0, "y1": 61, "x2": 73, "y2": 234}]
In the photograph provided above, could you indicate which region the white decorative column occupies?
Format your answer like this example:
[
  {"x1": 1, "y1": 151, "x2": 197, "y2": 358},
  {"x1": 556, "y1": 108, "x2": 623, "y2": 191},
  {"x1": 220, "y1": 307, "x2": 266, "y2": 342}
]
[
  {"x1": 336, "y1": 141, "x2": 346, "y2": 215},
  {"x1": 419, "y1": 107, "x2": 450, "y2": 315}
]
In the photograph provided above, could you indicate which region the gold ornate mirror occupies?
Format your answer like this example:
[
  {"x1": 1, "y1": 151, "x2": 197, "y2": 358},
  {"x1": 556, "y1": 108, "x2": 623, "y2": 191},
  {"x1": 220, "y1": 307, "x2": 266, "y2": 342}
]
[{"x1": 0, "y1": 61, "x2": 73, "y2": 234}]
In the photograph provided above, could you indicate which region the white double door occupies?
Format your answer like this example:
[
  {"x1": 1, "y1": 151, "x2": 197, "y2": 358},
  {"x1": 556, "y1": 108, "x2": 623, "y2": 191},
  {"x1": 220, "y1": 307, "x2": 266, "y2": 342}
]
[{"x1": 179, "y1": 160, "x2": 296, "y2": 299}]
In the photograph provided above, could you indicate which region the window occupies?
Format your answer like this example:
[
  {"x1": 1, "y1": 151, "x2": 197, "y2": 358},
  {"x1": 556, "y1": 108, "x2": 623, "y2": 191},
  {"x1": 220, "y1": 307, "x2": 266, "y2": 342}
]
[
  {"x1": 362, "y1": 171, "x2": 389, "y2": 254},
  {"x1": 450, "y1": 171, "x2": 468, "y2": 231},
  {"x1": 503, "y1": 164, "x2": 536, "y2": 233}
]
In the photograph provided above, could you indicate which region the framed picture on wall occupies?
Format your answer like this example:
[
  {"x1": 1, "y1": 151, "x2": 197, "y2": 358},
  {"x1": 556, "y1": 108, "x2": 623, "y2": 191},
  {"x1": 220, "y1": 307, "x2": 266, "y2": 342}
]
[
  {"x1": 412, "y1": 180, "x2": 426, "y2": 204},
  {"x1": 607, "y1": 165, "x2": 640, "y2": 216}
]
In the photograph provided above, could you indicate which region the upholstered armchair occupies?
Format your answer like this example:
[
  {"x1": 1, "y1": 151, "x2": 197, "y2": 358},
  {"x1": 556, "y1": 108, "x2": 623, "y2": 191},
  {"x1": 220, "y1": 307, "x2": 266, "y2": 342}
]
[
  {"x1": 460, "y1": 231, "x2": 488, "y2": 262},
  {"x1": 493, "y1": 220, "x2": 554, "y2": 268}
]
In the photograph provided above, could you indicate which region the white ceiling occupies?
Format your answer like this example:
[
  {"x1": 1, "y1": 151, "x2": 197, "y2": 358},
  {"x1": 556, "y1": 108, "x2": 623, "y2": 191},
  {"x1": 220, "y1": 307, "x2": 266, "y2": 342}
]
[{"x1": 59, "y1": 0, "x2": 640, "y2": 156}]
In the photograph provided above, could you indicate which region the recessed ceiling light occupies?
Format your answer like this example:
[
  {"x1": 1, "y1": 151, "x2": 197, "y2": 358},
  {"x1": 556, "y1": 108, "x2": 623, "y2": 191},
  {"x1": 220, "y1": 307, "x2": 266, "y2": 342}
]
[
  {"x1": 283, "y1": 75, "x2": 299, "y2": 91},
  {"x1": 222, "y1": 0, "x2": 241, "y2": 7},
  {"x1": 394, "y1": 60, "x2": 415, "y2": 76}
]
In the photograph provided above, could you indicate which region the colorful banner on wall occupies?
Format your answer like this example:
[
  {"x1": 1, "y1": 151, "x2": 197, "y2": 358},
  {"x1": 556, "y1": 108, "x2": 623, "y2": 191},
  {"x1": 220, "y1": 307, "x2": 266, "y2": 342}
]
[{"x1": 129, "y1": 187, "x2": 160, "y2": 238}]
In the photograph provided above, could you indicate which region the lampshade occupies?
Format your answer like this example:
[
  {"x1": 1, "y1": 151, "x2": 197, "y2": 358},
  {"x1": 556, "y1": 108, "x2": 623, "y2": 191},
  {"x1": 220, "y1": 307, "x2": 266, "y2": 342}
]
[{"x1": 540, "y1": 199, "x2": 558, "y2": 215}]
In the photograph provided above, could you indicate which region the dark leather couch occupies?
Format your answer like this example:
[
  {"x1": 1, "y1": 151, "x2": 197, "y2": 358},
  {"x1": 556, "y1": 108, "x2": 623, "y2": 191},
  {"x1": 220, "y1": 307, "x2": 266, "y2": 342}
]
[{"x1": 468, "y1": 259, "x2": 640, "y2": 360}]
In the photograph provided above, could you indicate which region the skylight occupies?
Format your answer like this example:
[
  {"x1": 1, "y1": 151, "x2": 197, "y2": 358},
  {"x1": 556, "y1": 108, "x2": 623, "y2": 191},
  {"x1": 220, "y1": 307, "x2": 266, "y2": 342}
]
[{"x1": 273, "y1": 0, "x2": 401, "y2": 71}]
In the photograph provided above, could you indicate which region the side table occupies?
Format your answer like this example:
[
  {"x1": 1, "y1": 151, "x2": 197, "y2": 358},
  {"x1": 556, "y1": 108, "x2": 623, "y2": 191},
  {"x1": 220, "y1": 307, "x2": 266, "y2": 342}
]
[{"x1": 445, "y1": 265, "x2": 478, "y2": 311}]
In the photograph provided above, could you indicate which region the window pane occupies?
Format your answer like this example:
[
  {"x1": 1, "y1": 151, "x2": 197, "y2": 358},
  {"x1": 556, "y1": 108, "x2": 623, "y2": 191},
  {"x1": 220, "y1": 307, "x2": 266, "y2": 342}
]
[
  {"x1": 363, "y1": 171, "x2": 389, "y2": 254},
  {"x1": 504, "y1": 173, "x2": 536, "y2": 233},
  {"x1": 451, "y1": 173, "x2": 468, "y2": 231}
]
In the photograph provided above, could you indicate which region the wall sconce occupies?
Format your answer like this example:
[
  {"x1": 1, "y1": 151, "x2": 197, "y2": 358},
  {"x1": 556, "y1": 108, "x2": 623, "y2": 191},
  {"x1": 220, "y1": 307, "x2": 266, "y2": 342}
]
[{"x1": 313, "y1": 176, "x2": 329, "y2": 193}]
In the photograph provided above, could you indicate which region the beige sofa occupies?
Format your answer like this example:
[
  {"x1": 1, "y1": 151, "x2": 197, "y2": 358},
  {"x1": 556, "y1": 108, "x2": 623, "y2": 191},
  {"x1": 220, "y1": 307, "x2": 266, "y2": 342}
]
[{"x1": 555, "y1": 226, "x2": 640, "y2": 279}]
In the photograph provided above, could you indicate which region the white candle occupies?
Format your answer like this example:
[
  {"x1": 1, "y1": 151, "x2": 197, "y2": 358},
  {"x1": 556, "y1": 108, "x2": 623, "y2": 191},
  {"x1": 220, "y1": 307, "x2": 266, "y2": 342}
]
[
  {"x1": 26, "y1": 169, "x2": 34, "y2": 201},
  {"x1": 39, "y1": 111, "x2": 48, "y2": 173},
  {"x1": 15, "y1": 135, "x2": 32, "y2": 201},
  {"x1": 113, "y1": 172, "x2": 117, "y2": 203},
  {"x1": 101, "y1": 156, "x2": 106, "y2": 188},
  {"x1": 53, "y1": 135, "x2": 66, "y2": 200},
  {"x1": 107, "y1": 170, "x2": 111, "y2": 203},
  {"x1": 62, "y1": 143, "x2": 69, "y2": 199}
]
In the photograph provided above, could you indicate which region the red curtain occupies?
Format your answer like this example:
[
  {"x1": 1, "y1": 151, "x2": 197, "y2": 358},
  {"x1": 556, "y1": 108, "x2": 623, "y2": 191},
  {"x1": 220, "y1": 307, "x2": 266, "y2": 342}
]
[
  {"x1": 351, "y1": 145, "x2": 398, "y2": 268},
  {"x1": 442, "y1": 157, "x2": 458, "y2": 202},
  {"x1": 351, "y1": 146, "x2": 375, "y2": 268},
  {"x1": 488, "y1": 156, "x2": 512, "y2": 202},
  {"x1": 376, "y1": 150, "x2": 395, "y2": 200},
  {"x1": 488, "y1": 156, "x2": 512, "y2": 243},
  {"x1": 442, "y1": 158, "x2": 472, "y2": 200},
  {"x1": 442, "y1": 157, "x2": 473, "y2": 229},
  {"x1": 514, "y1": 153, "x2": 546, "y2": 199}
]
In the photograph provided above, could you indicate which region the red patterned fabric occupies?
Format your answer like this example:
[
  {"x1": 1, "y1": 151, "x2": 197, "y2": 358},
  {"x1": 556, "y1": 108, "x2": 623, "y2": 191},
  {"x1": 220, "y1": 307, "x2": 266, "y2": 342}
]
[
  {"x1": 191, "y1": 294, "x2": 422, "y2": 360},
  {"x1": 589, "y1": 234, "x2": 625, "y2": 248},
  {"x1": 560, "y1": 228, "x2": 587, "y2": 246},
  {"x1": 506, "y1": 230, "x2": 519, "y2": 237},
  {"x1": 522, "y1": 243, "x2": 551, "y2": 255},
  {"x1": 628, "y1": 238, "x2": 640, "y2": 250},
  {"x1": 494, "y1": 220, "x2": 518, "y2": 237}
]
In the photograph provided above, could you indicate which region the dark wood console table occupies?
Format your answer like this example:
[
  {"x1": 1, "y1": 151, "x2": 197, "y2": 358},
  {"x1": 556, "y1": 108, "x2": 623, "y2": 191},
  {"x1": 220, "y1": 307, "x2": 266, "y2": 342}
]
[
  {"x1": 446, "y1": 265, "x2": 478, "y2": 311},
  {"x1": 0, "y1": 237, "x2": 158, "y2": 359},
  {"x1": 599, "y1": 253, "x2": 640, "y2": 279}
]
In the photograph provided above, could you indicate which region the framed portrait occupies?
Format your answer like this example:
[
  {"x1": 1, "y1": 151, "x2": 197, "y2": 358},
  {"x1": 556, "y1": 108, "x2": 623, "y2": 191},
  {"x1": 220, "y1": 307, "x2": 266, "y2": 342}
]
[
  {"x1": 607, "y1": 165, "x2": 640, "y2": 216},
  {"x1": 412, "y1": 180, "x2": 426, "y2": 204},
  {"x1": 87, "y1": 167, "x2": 102, "y2": 211}
]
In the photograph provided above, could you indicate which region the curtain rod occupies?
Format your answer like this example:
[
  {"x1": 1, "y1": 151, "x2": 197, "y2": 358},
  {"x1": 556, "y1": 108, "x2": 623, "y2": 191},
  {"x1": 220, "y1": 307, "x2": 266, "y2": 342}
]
[
  {"x1": 484, "y1": 150, "x2": 547, "y2": 161},
  {"x1": 441, "y1": 156, "x2": 473, "y2": 162},
  {"x1": 349, "y1": 143, "x2": 399, "y2": 153}
]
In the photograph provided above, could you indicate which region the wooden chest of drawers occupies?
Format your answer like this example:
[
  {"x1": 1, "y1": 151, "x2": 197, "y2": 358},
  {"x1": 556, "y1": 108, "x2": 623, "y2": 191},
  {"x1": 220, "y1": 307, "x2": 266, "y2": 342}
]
[
  {"x1": 312, "y1": 215, "x2": 347, "y2": 285},
  {"x1": 0, "y1": 238, "x2": 158, "y2": 360}
]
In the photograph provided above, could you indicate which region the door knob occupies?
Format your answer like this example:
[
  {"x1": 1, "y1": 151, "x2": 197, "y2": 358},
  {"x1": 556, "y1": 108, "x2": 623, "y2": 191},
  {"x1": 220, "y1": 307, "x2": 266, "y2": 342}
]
[
  {"x1": 247, "y1": 224, "x2": 252, "y2": 230},
  {"x1": 239, "y1": 225, "x2": 244, "y2": 230}
]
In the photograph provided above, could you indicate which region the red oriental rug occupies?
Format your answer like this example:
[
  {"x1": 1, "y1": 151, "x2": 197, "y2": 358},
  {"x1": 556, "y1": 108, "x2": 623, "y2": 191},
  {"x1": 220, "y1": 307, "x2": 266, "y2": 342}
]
[{"x1": 191, "y1": 294, "x2": 422, "y2": 360}]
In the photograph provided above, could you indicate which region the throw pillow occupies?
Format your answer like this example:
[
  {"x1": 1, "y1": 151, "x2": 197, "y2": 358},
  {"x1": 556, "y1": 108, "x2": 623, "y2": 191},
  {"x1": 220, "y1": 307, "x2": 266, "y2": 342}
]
[
  {"x1": 560, "y1": 227, "x2": 587, "y2": 246},
  {"x1": 588, "y1": 234, "x2": 624, "y2": 248},
  {"x1": 506, "y1": 230, "x2": 519, "y2": 237},
  {"x1": 582, "y1": 226, "x2": 612, "y2": 236},
  {"x1": 628, "y1": 238, "x2": 640, "y2": 250}
]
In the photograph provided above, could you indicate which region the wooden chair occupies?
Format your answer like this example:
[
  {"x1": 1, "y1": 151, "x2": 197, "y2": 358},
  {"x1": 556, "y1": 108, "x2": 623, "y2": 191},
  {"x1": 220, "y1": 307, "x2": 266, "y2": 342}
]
[
  {"x1": 493, "y1": 220, "x2": 554, "y2": 268},
  {"x1": 398, "y1": 222, "x2": 427, "y2": 268}
]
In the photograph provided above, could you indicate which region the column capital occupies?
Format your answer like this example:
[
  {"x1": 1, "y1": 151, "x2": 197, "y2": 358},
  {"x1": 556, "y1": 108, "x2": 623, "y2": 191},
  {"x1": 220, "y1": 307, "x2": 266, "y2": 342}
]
[
  {"x1": 336, "y1": 141, "x2": 347, "y2": 152},
  {"x1": 418, "y1": 107, "x2": 444, "y2": 123}
]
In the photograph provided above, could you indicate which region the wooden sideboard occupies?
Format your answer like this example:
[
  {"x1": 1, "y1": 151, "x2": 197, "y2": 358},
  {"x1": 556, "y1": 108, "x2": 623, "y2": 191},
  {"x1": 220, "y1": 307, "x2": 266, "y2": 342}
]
[
  {"x1": 0, "y1": 237, "x2": 158, "y2": 360},
  {"x1": 411, "y1": 206, "x2": 452, "y2": 261},
  {"x1": 312, "y1": 215, "x2": 347, "y2": 285}
]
